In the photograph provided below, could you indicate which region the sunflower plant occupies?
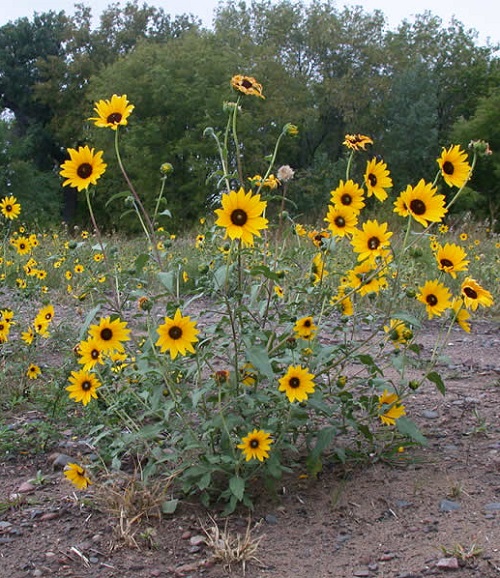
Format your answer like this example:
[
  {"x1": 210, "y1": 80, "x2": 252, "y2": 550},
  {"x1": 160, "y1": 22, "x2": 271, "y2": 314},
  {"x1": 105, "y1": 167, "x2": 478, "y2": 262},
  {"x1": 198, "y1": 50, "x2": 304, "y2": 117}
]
[{"x1": 48, "y1": 77, "x2": 496, "y2": 516}]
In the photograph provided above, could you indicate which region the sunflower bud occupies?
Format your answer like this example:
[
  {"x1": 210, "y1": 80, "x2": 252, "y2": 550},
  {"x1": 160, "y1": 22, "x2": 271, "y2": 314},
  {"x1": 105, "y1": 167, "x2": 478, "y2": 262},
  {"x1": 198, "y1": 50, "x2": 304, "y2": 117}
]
[{"x1": 160, "y1": 162, "x2": 173, "y2": 175}]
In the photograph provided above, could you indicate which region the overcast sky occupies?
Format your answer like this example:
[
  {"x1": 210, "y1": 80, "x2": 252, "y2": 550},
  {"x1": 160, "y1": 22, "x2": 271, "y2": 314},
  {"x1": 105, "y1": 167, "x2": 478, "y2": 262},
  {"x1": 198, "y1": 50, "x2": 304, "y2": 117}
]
[{"x1": 0, "y1": 0, "x2": 498, "y2": 44}]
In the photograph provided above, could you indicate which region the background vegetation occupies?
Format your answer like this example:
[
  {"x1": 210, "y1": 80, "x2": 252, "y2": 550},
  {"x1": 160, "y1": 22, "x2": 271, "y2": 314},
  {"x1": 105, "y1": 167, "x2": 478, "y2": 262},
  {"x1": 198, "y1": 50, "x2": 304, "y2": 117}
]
[{"x1": 0, "y1": 0, "x2": 499, "y2": 231}]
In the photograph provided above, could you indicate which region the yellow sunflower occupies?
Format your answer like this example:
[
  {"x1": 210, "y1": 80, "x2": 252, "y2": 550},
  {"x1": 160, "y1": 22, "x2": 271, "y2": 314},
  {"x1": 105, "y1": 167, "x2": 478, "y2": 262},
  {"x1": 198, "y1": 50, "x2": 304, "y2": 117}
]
[
  {"x1": 346, "y1": 261, "x2": 387, "y2": 296},
  {"x1": 437, "y1": 145, "x2": 471, "y2": 188},
  {"x1": 378, "y1": 390, "x2": 406, "y2": 426},
  {"x1": 294, "y1": 316, "x2": 318, "y2": 340},
  {"x1": 36, "y1": 304, "x2": 55, "y2": 325},
  {"x1": 311, "y1": 252, "x2": 328, "y2": 285},
  {"x1": 416, "y1": 279, "x2": 452, "y2": 319},
  {"x1": 278, "y1": 365, "x2": 315, "y2": 403},
  {"x1": 26, "y1": 363, "x2": 41, "y2": 379},
  {"x1": 308, "y1": 229, "x2": 331, "y2": 248},
  {"x1": 21, "y1": 326, "x2": 35, "y2": 345},
  {"x1": 88, "y1": 316, "x2": 131, "y2": 353},
  {"x1": 350, "y1": 219, "x2": 393, "y2": 263},
  {"x1": 330, "y1": 180, "x2": 365, "y2": 214},
  {"x1": 324, "y1": 204, "x2": 358, "y2": 237},
  {"x1": 60, "y1": 146, "x2": 107, "y2": 192},
  {"x1": 214, "y1": 188, "x2": 268, "y2": 247},
  {"x1": 11, "y1": 236, "x2": 32, "y2": 256},
  {"x1": 0, "y1": 195, "x2": 21, "y2": 220},
  {"x1": 364, "y1": 158, "x2": 393, "y2": 202},
  {"x1": 435, "y1": 243, "x2": 469, "y2": 278},
  {"x1": 393, "y1": 179, "x2": 447, "y2": 227},
  {"x1": 0, "y1": 320, "x2": 11, "y2": 343},
  {"x1": 231, "y1": 74, "x2": 265, "y2": 99},
  {"x1": 64, "y1": 463, "x2": 92, "y2": 489},
  {"x1": 66, "y1": 369, "x2": 102, "y2": 406},
  {"x1": 237, "y1": 429, "x2": 273, "y2": 462},
  {"x1": 460, "y1": 277, "x2": 494, "y2": 311},
  {"x1": 384, "y1": 319, "x2": 413, "y2": 348},
  {"x1": 450, "y1": 298, "x2": 471, "y2": 333},
  {"x1": 77, "y1": 338, "x2": 105, "y2": 371},
  {"x1": 89, "y1": 94, "x2": 135, "y2": 130},
  {"x1": 155, "y1": 308, "x2": 199, "y2": 359},
  {"x1": 343, "y1": 134, "x2": 373, "y2": 151}
]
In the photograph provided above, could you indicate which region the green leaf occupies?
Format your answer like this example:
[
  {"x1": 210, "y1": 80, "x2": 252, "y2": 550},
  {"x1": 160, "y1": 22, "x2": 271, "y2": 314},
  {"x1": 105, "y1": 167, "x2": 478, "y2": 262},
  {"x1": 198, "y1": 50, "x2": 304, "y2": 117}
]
[
  {"x1": 426, "y1": 371, "x2": 446, "y2": 395},
  {"x1": 105, "y1": 190, "x2": 132, "y2": 207},
  {"x1": 245, "y1": 345, "x2": 274, "y2": 380},
  {"x1": 158, "y1": 271, "x2": 174, "y2": 292},
  {"x1": 134, "y1": 253, "x2": 149, "y2": 275},
  {"x1": 396, "y1": 416, "x2": 427, "y2": 445},
  {"x1": 249, "y1": 265, "x2": 280, "y2": 281},
  {"x1": 229, "y1": 476, "x2": 245, "y2": 501},
  {"x1": 78, "y1": 304, "x2": 101, "y2": 341},
  {"x1": 161, "y1": 499, "x2": 178, "y2": 514}
]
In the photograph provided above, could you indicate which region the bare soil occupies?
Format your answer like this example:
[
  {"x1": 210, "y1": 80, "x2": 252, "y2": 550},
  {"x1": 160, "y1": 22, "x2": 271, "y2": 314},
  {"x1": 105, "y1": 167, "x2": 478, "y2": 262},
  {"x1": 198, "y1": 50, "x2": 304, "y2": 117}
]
[{"x1": 1, "y1": 320, "x2": 500, "y2": 578}]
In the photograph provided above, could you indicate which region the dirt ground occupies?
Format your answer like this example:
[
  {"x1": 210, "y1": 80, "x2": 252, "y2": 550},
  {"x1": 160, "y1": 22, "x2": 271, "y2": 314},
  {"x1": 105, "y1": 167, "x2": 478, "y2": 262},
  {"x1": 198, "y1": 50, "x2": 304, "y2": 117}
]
[{"x1": 1, "y1": 320, "x2": 499, "y2": 578}]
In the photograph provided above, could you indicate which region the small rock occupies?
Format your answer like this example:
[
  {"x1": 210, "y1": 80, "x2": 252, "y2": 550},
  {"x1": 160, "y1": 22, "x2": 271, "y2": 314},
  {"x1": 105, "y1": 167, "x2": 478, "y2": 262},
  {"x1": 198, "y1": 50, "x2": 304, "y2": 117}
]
[
  {"x1": 422, "y1": 410, "x2": 439, "y2": 419},
  {"x1": 189, "y1": 534, "x2": 205, "y2": 546},
  {"x1": 89, "y1": 556, "x2": 99, "y2": 564},
  {"x1": 181, "y1": 530, "x2": 192, "y2": 540},
  {"x1": 440, "y1": 499, "x2": 460, "y2": 512},
  {"x1": 353, "y1": 570, "x2": 370, "y2": 577},
  {"x1": 265, "y1": 513, "x2": 278, "y2": 524},
  {"x1": 17, "y1": 481, "x2": 36, "y2": 494},
  {"x1": 379, "y1": 552, "x2": 396, "y2": 561},
  {"x1": 436, "y1": 557, "x2": 459, "y2": 569},
  {"x1": 484, "y1": 502, "x2": 500, "y2": 511},
  {"x1": 395, "y1": 500, "x2": 412, "y2": 508},
  {"x1": 0, "y1": 521, "x2": 12, "y2": 531},
  {"x1": 51, "y1": 453, "x2": 73, "y2": 470},
  {"x1": 40, "y1": 512, "x2": 59, "y2": 521}
]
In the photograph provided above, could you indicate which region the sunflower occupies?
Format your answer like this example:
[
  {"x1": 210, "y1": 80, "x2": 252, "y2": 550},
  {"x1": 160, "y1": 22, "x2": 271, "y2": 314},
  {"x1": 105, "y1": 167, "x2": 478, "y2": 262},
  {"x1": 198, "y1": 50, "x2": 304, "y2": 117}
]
[
  {"x1": 450, "y1": 298, "x2": 471, "y2": 333},
  {"x1": 60, "y1": 146, "x2": 107, "y2": 192},
  {"x1": 0, "y1": 320, "x2": 11, "y2": 343},
  {"x1": 308, "y1": 229, "x2": 331, "y2": 248},
  {"x1": 331, "y1": 288, "x2": 354, "y2": 316},
  {"x1": 384, "y1": 319, "x2": 413, "y2": 348},
  {"x1": 64, "y1": 463, "x2": 92, "y2": 489},
  {"x1": 36, "y1": 305, "x2": 55, "y2": 325},
  {"x1": 155, "y1": 308, "x2": 199, "y2": 360},
  {"x1": 330, "y1": 180, "x2": 365, "y2": 214},
  {"x1": 460, "y1": 277, "x2": 494, "y2": 310},
  {"x1": 435, "y1": 243, "x2": 469, "y2": 278},
  {"x1": 294, "y1": 316, "x2": 318, "y2": 340},
  {"x1": 66, "y1": 369, "x2": 102, "y2": 406},
  {"x1": 88, "y1": 316, "x2": 131, "y2": 353},
  {"x1": 378, "y1": 390, "x2": 406, "y2": 426},
  {"x1": 346, "y1": 261, "x2": 387, "y2": 296},
  {"x1": 34, "y1": 318, "x2": 50, "y2": 337},
  {"x1": 324, "y1": 204, "x2": 358, "y2": 237},
  {"x1": 231, "y1": 75, "x2": 265, "y2": 98},
  {"x1": 11, "y1": 236, "x2": 32, "y2": 256},
  {"x1": 89, "y1": 94, "x2": 135, "y2": 130},
  {"x1": 77, "y1": 338, "x2": 105, "y2": 371},
  {"x1": 350, "y1": 219, "x2": 393, "y2": 263},
  {"x1": 21, "y1": 326, "x2": 35, "y2": 345},
  {"x1": 364, "y1": 158, "x2": 393, "y2": 202},
  {"x1": 278, "y1": 365, "x2": 316, "y2": 403},
  {"x1": 343, "y1": 134, "x2": 373, "y2": 151},
  {"x1": 393, "y1": 179, "x2": 447, "y2": 227},
  {"x1": 416, "y1": 279, "x2": 452, "y2": 319},
  {"x1": 273, "y1": 285, "x2": 284, "y2": 299},
  {"x1": 214, "y1": 188, "x2": 268, "y2": 247},
  {"x1": 26, "y1": 364, "x2": 41, "y2": 379},
  {"x1": 0, "y1": 195, "x2": 21, "y2": 220},
  {"x1": 310, "y1": 252, "x2": 328, "y2": 285},
  {"x1": 237, "y1": 429, "x2": 273, "y2": 462},
  {"x1": 437, "y1": 145, "x2": 471, "y2": 188}
]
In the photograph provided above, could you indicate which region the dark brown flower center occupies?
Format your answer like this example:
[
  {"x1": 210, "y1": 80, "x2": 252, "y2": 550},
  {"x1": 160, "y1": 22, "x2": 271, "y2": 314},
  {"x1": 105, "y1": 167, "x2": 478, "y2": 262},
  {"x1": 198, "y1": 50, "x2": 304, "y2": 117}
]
[
  {"x1": 249, "y1": 439, "x2": 259, "y2": 448},
  {"x1": 231, "y1": 209, "x2": 248, "y2": 226},
  {"x1": 81, "y1": 380, "x2": 92, "y2": 391},
  {"x1": 100, "y1": 328, "x2": 113, "y2": 341},
  {"x1": 168, "y1": 326, "x2": 183, "y2": 340},
  {"x1": 77, "y1": 163, "x2": 93, "y2": 179},
  {"x1": 107, "y1": 112, "x2": 122, "y2": 124},
  {"x1": 341, "y1": 194, "x2": 352, "y2": 205},
  {"x1": 5, "y1": 204, "x2": 12, "y2": 211},
  {"x1": 241, "y1": 79, "x2": 253, "y2": 89},
  {"x1": 368, "y1": 236, "x2": 380, "y2": 250},
  {"x1": 91, "y1": 349, "x2": 100, "y2": 359},
  {"x1": 440, "y1": 258, "x2": 454, "y2": 268},
  {"x1": 409, "y1": 199, "x2": 426, "y2": 215},
  {"x1": 289, "y1": 377, "x2": 301, "y2": 389},
  {"x1": 442, "y1": 161, "x2": 454, "y2": 175},
  {"x1": 303, "y1": 319, "x2": 311, "y2": 327},
  {"x1": 463, "y1": 286, "x2": 477, "y2": 299},
  {"x1": 426, "y1": 294, "x2": 438, "y2": 306},
  {"x1": 368, "y1": 173, "x2": 377, "y2": 187},
  {"x1": 334, "y1": 216, "x2": 346, "y2": 227}
]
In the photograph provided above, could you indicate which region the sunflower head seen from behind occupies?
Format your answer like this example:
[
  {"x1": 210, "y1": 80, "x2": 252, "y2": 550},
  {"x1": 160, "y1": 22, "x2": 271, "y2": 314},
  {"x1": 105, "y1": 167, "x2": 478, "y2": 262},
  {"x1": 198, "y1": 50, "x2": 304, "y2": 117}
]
[
  {"x1": 214, "y1": 188, "x2": 268, "y2": 247},
  {"x1": 60, "y1": 146, "x2": 107, "y2": 192},
  {"x1": 89, "y1": 94, "x2": 135, "y2": 130}
]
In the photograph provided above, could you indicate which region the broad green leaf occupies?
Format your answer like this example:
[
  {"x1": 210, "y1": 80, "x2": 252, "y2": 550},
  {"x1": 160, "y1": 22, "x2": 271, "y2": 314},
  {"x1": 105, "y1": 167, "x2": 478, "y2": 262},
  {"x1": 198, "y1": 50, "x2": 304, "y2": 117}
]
[
  {"x1": 396, "y1": 416, "x2": 427, "y2": 445},
  {"x1": 426, "y1": 371, "x2": 446, "y2": 395},
  {"x1": 229, "y1": 476, "x2": 245, "y2": 501},
  {"x1": 161, "y1": 499, "x2": 178, "y2": 514}
]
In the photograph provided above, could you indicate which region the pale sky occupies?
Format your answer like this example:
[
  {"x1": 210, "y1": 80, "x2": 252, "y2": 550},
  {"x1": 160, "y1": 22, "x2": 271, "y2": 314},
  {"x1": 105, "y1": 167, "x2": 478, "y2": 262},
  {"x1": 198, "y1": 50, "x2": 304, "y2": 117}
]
[{"x1": 0, "y1": 0, "x2": 498, "y2": 44}]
